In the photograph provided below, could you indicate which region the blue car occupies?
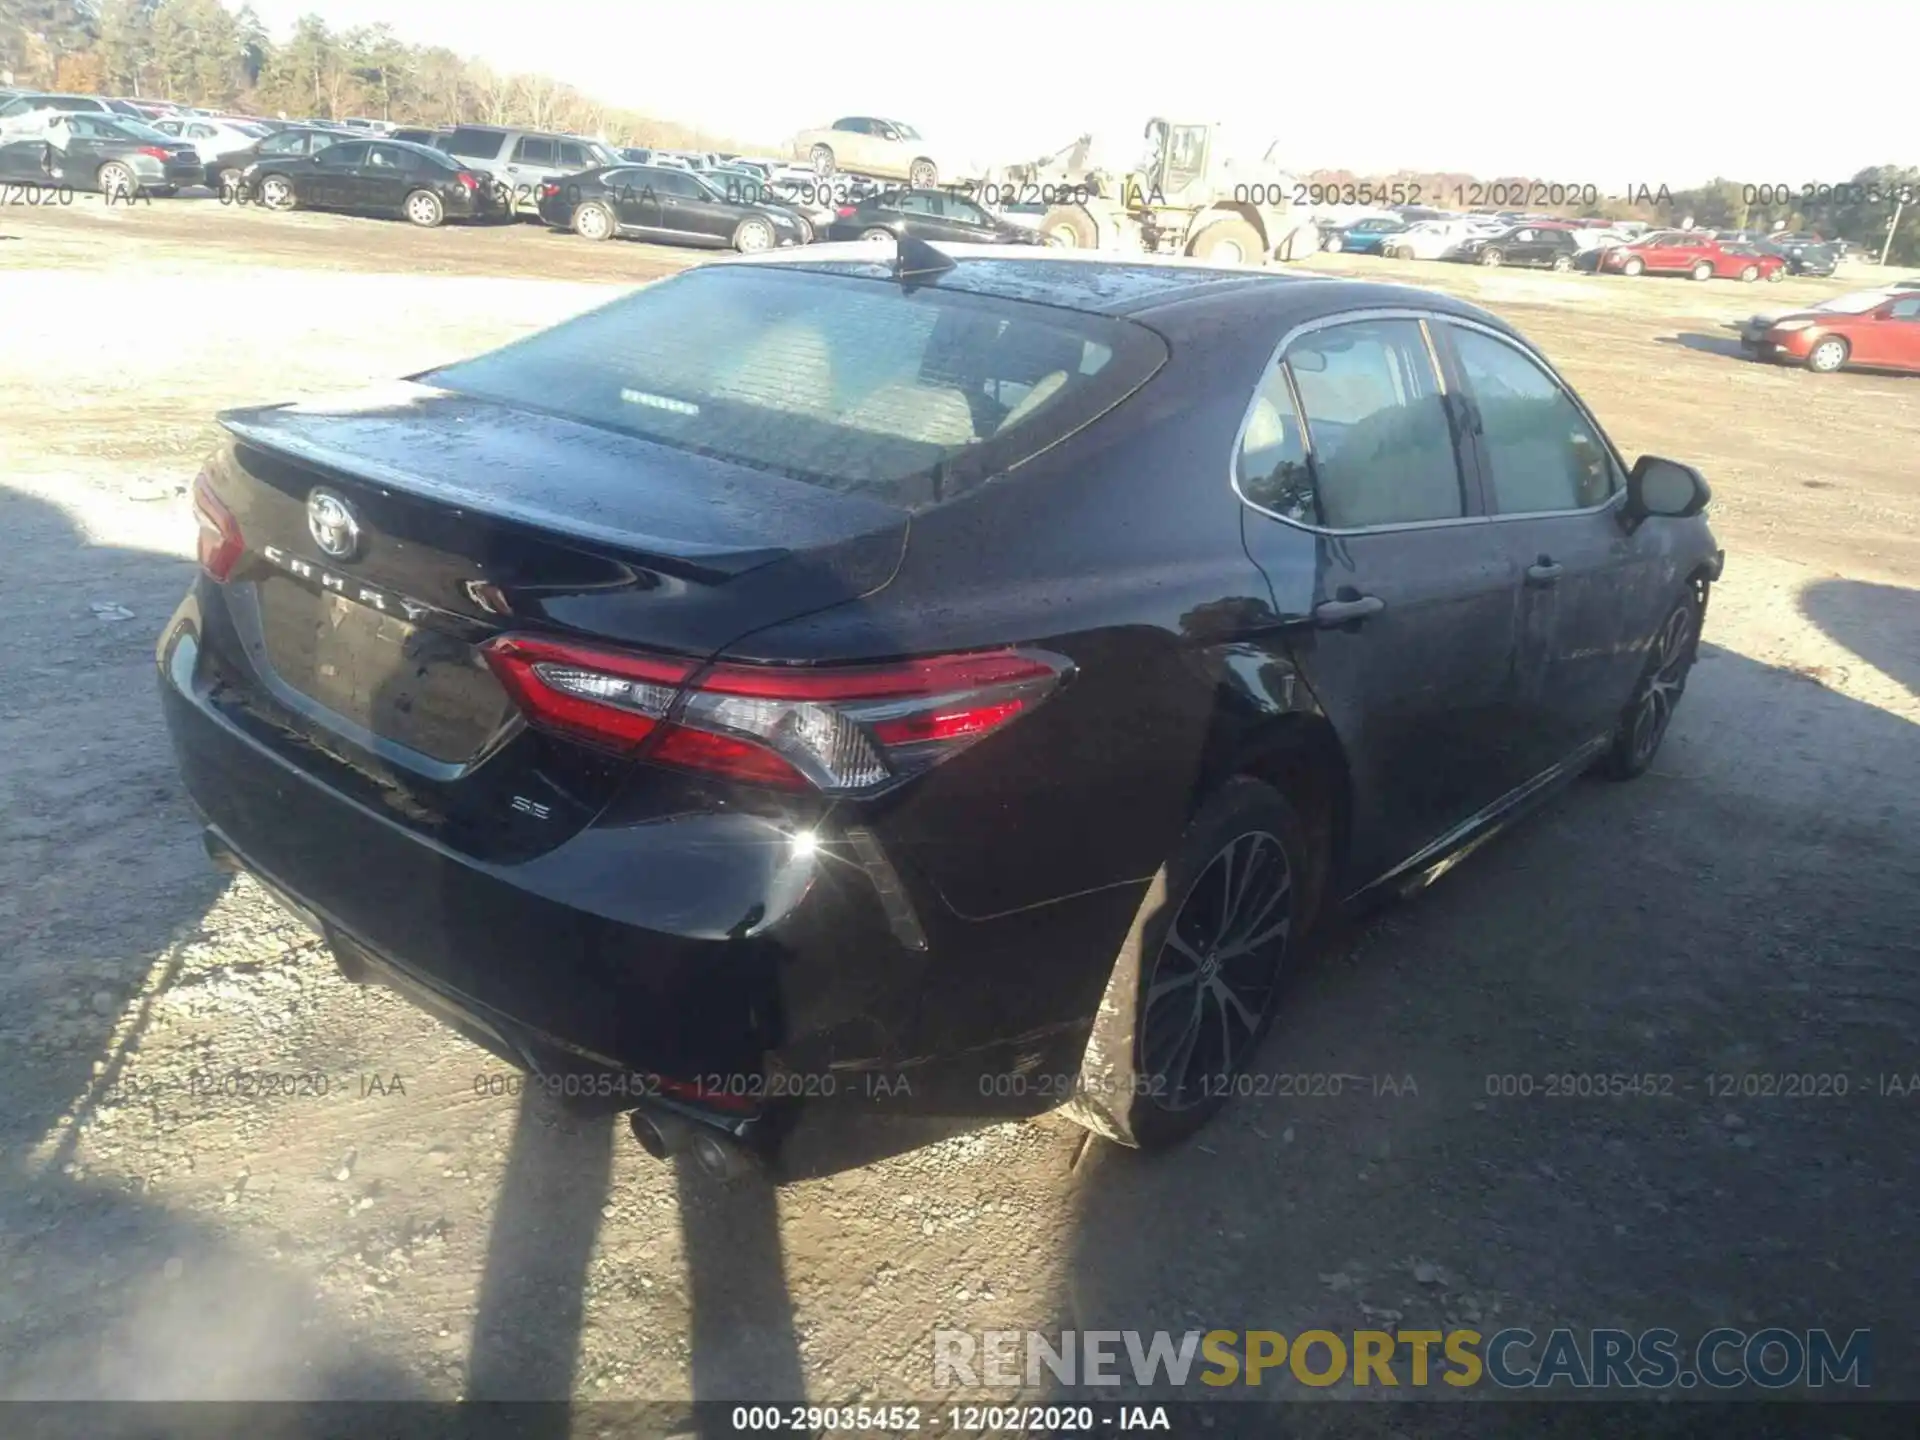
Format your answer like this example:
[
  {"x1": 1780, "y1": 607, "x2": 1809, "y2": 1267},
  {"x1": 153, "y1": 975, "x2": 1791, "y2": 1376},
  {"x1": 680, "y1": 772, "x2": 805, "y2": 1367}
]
[{"x1": 1324, "y1": 217, "x2": 1410, "y2": 255}]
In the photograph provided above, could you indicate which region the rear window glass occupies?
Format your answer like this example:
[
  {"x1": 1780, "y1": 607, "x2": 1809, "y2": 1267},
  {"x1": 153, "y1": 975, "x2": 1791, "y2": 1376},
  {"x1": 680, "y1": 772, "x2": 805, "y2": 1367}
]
[
  {"x1": 422, "y1": 266, "x2": 1167, "y2": 507},
  {"x1": 444, "y1": 127, "x2": 505, "y2": 160}
]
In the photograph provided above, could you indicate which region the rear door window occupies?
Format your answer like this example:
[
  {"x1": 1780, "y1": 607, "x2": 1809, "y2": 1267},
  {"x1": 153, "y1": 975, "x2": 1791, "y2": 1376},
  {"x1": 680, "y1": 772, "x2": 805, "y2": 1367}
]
[
  {"x1": 512, "y1": 136, "x2": 556, "y2": 166},
  {"x1": 317, "y1": 141, "x2": 369, "y2": 167},
  {"x1": 422, "y1": 266, "x2": 1167, "y2": 507},
  {"x1": 1282, "y1": 318, "x2": 1466, "y2": 528}
]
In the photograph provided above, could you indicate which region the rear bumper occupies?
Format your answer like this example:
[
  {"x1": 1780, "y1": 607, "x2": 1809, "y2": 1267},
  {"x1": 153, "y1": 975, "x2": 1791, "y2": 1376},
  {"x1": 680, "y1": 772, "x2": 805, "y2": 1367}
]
[{"x1": 157, "y1": 588, "x2": 1127, "y2": 1119}]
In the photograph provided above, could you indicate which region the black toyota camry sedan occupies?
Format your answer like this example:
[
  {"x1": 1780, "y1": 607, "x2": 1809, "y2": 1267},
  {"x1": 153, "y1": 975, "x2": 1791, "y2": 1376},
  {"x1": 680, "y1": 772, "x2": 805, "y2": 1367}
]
[
  {"x1": 159, "y1": 245, "x2": 1722, "y2": 1173},
  {"x1": 536, "y1": 163, "x2": 806, "y2": 251},
  {"x1": 243, "y1": 137, "x2": 498, "y2": 226}
]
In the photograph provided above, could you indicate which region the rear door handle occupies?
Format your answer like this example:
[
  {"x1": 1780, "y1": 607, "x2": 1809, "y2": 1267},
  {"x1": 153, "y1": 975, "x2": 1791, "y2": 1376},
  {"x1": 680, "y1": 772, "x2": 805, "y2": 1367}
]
[
  {"x1": 1313, "y1": 594, "x2": 1385, "y2": 627},
  {"x1": 1526, "y1": 559, "x2": 1564, "y2": 586}
]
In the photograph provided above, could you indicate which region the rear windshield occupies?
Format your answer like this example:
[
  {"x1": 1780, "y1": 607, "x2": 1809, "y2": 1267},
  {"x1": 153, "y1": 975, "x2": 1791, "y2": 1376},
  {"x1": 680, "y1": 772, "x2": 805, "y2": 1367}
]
[
  {"x1": 443, "y1": 126, "x2": 506, "y2": 159},
  {"x1": 422, "y1": 265, "x2": 1167, "y2": 508}
]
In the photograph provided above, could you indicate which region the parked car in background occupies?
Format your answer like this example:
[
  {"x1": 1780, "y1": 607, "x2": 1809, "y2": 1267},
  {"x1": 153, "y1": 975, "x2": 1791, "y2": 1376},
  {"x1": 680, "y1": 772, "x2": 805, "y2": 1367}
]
[
  {"x1": 388, "y1": 127, "x2": 445, "y2": 147},
  {"x1": 0, "y1": 111, "x2": 200, "y2": 196},
  {"x1": 827, "y1": 188, "x2": 1047, "y2": 247},
  {"x1": 1744, "y1": 291, "x2": 1920, "y2": 373},
  {"x1": 341, "y1": 118, "x2": 394, "y2": 134},
  {"x1": 536, "y1": 163, "x2": 805, "y2": 251},
  {"x1": 158, "y1": 249, "x2": 1722, "y2": 1169},
  {"x1": 619, "y1": 146, "x2": 655, "y2": 164},
  {"x1": 205, "y1": 123, "x2": 342, "y2": 193},
  {"x1": 1321, "y1": 215, "x2": 1409, "y2": 254},
  {"x1": 105, "y1": 97, "x2": 169, "y2": 120},
  {"x1": 434, "y1": 124, "x2": 620, "y2": 214},
  {"x1": 0, "y1": 92, "x2": 114, "y2": 134},
  {"x1": 790, "y1": 116, "x2": 975, "y2": 188},
  {"x1": 246, "y1": 137, "x2": 498, "y2": 227},
  {"x1": 1380, "y1": 218, "x2": 1477, "y2": 260},
  {"x1": 1452, "y1": 224, "x2": 1583, "y2": 270},
  {"x1": 150, "y1": 115, "x2": 271, "y2": 165},
  {"x1": 1750, "y1": 233, "x2": 1842, "y2": 277},
  {"x1": 1742, "y1": 278, "x2": 1920, "y2": 349},
  {"x1": 1600, "y1": 231, "x2": 1785, "y2": 282}
]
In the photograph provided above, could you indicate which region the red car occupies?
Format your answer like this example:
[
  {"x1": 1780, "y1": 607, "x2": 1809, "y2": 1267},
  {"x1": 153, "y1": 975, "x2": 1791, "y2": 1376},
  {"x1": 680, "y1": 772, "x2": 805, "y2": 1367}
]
[
  {"x1": 1745, "y1": 292, "x2": 1920, "y2": 373},
  {"x1": 1600, "y1": 230, "x2": 1787, "y2": 282}
]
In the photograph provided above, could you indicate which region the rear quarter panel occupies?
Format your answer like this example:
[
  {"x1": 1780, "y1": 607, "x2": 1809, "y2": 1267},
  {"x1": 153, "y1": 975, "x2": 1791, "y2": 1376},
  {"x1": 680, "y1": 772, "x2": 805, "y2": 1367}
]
[{"x1": 717, "y1": 295, "x2": 1297, "y2": 922}]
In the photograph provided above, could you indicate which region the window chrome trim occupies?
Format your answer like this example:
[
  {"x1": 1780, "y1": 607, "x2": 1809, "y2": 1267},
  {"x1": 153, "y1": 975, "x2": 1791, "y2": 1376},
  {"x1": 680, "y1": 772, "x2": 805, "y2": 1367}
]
[
  {"x1": 1430, "y1": 314, "x2": 1632, "y2": 522},
  {"x1": 1228, "y1": 307, "x2": 1481, "y2": 536},
  {"x1": 1229, "y1": 307, "x2": 1632, "y2": 535}
]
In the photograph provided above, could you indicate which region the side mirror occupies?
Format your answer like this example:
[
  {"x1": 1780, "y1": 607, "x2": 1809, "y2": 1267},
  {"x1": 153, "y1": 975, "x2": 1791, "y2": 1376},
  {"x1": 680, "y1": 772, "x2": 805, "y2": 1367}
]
[{"x1": 1627, "y1": 455, "x2": 1710, "y2": 519}]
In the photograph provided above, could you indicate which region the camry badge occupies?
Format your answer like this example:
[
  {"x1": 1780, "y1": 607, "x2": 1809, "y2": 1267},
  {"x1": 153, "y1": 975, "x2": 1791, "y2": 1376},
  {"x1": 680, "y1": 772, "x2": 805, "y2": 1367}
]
[{"x1": 307, "y1": 489, "x2": 360, "y2": 560}]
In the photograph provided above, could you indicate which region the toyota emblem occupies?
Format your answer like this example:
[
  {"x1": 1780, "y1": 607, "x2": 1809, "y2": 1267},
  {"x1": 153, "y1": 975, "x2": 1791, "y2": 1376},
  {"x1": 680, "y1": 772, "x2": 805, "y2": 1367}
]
[{"x1": 306, "y1": 489, "x2": 360, "y2": 560}]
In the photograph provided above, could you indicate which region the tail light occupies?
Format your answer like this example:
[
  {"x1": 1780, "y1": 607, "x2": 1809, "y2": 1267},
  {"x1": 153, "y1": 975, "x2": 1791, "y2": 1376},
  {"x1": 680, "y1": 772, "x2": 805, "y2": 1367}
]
[
  {"x1": 539, "y1": 181, "x2": 559, "y2": 198},
  {"x1": 190, "y1": 471, "x2": 243, "y2": 581},
  {"x1": 482, "y1": 636, "x2": 1071, "y2": 794},
  {"x1": 835, "y1": 204, "x2": 856, "y2": 218},
  {"x1": 457, "y1": 171, "x2": 478, "y2": 192},
  {"x1": 138, "y1": 145, "x2": 170, "y2": 161}
]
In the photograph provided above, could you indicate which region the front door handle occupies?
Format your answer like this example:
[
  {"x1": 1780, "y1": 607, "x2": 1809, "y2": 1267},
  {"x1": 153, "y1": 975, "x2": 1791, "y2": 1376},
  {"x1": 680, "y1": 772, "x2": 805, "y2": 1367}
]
[
  {"x1": 1526, "y1": 558, "x2": 1564, "y2": 586},
  {"x1": 1313, "y1": 594, "x2": 1385, "y2": 627}
]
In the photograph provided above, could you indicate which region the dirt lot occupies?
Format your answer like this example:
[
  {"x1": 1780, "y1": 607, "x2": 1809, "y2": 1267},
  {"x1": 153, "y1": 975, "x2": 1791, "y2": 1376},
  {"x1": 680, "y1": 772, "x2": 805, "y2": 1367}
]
[{"x1": 2, "y1": 193, "x2": 1917, "y2": 1424}]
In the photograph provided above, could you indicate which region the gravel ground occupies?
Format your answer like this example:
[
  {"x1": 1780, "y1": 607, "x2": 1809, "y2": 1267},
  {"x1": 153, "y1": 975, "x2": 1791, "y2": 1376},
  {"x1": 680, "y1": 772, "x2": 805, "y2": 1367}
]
[{"x1": 1, "y1": 197, "x2": 1916, "y2": 1425}]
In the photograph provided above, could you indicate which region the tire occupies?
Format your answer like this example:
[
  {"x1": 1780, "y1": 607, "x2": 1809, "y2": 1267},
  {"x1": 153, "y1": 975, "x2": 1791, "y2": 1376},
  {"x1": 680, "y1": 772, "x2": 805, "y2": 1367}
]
[
  {"x1": 403, "y1": 189, "x2": 444, "y2": 228},
  {"x1": 1479, "y1": 247, "x2": 1503, "y2": 266},
  {"x1": 1550, "y1": 254, "x2": 1573, "y2": 272},
  {"x1": 732, "y1": 216, "x2": 775, "y2": 253},
  {"x1": 1066, "y1": 777, "x2": 1318, "y2": 1151},
  {"x1": 1690, "y1": 260, "x2": 1713, "y2": 281},
  {"x1": 1039, "y1": 204, "x2": 1097, "y2": 249},
  {"x1": 1187, "y1": 216, "x2": 1263, "y2": 266},
  {"x1": 1322, "y1": 233, "x2": 1344, "y2": 253},
  {"x1": 1739, "y1": 264, "x2": 1759, "y2": 283},
  {"x1": 1621, "y1": 256, "x2": 1644, "y2": 276},
  {"x1": 809, "y1": 144, "x2": 835, "y2": 177},
  {"x1": 1807, "y1": 336, "x2": 1849, "y2": 373},
  {"x1": 96, "y1": 162, "x2": 136, "y2": 201},
  {"x1": 907, "y1": 157, "x2": 937, "y2": 189},
  {"x1": 258, "y1": 174, "x2": 296, "y2": 211},
  {"x1": 859, "y1": 225, "x2": 895, "y2": 244},
  {"x1": 573, "y1": 201, "x2": 615, "y2": 241},
  {"x1": 1601, "y1": 588, "x2": 1704, "y2": 780}
]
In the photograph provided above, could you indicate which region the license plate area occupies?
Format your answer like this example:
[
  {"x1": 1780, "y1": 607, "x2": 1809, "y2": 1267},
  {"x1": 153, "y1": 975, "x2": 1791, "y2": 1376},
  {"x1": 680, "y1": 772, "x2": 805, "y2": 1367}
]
[{"x1": 253, "y1": 577, "x2": 511, "y2": 764}]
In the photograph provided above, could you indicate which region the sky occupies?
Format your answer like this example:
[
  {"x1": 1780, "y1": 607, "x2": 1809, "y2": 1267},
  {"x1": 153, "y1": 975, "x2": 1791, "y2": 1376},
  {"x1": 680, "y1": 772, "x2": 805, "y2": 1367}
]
[{"x1": 247, "y1": 0, "x2": 1912, "y2": 189}]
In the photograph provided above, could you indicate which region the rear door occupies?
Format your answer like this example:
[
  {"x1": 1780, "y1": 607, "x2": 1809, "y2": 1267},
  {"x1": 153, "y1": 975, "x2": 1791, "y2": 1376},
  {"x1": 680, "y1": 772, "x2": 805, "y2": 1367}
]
[
  {"x1": 504, "y1": 134, "x2": 553, "y2": 207},
  {"x1": 649, "y1": 167, "x2": 713, "y2": 237},
  {"x1": 1434, "y1": 318, "x2": 1647, "y2": 776},
  {"x1": 358, "y1": 142, "x2": 409, "y2": 211},
  {"x1": 0, "y1": 125, "x2": 43, "y2": 179},
  {"x1": 1236, "y1": 312, "x2": 1526, "y2": 882},
  {"x1": 307, "y1": 140, "x2": 366, "y2": 209}
]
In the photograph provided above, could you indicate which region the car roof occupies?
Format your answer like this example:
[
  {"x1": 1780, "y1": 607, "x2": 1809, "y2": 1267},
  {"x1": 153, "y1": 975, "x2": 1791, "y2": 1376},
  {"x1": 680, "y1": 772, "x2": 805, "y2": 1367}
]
[{"x1": 711, "y1": 243, "x2": 1512, "y2": 328}]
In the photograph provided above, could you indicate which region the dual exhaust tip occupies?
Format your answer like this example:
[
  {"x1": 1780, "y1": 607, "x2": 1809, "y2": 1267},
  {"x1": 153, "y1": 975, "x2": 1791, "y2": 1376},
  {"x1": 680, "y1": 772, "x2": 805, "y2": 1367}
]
[{"x1": 629, "y1": 1106, "x2": 756, "y2": 1181}]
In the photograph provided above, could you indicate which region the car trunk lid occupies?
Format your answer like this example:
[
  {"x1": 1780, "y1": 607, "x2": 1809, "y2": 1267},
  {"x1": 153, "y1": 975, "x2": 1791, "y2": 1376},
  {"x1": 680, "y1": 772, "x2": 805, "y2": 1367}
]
[{"x1": 197, "y1": 382, "x2": 908, "y2": 859}]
